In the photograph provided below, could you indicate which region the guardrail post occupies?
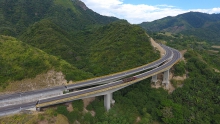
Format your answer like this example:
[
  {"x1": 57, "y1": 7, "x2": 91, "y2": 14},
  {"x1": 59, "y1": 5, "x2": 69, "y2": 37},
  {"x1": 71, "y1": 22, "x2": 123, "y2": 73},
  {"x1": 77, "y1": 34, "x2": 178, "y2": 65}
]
[
  {"x1": 162, "y1": 69, "x2": 170, "y2": 88},
  {"x1": 104, "y1": 92, "x2": 114, "y2": 111},
  {"x1": 151, "y1": 75, "x2": 158, "y2": 85}
]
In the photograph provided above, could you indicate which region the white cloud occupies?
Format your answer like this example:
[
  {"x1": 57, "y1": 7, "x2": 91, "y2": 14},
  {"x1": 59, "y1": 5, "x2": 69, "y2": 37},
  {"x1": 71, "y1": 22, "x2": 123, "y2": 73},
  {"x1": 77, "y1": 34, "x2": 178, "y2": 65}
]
[
  {"x1": 81, "y1": 0, "x2": 220, "y2": 24},
  {"x1": 192, "y1": 8, "x2": 220, "y2": 14}
]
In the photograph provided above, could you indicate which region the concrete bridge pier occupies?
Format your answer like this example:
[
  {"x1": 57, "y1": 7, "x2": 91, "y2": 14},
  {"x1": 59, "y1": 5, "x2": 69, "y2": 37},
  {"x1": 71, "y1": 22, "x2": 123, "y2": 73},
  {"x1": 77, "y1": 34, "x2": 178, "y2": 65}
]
[
  {"x1": 36, "y1": 107, "x2": 41, "y2": 111},
  {"x1": 162, "y1": 69, "x2": 170, "y2": 88},
  {"x1": 104, "y1": 92, "x2": 114, "y2": 111},
  {"x1": 151, "y1": 75, "x2": 158, "y2": 85}
]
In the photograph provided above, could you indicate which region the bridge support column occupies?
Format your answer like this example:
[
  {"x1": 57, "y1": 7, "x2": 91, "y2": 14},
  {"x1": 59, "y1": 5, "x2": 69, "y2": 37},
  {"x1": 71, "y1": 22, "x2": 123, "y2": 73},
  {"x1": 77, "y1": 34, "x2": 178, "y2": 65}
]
[
  {"x1": 151, "y1": 75, "x2": 158, "y2": 85},
  {"x1": 162, "y1": 69, "x2": 170, "y2": 88},
  {"x1": 110, "y1": 93, "x2": 115, "y2": 104},
  {"x1": 104, "y1": 92, "x2": 114, "y2": 111},
  {"x1": 36, "y1": 107, "x2": 41, "y2": 111}
]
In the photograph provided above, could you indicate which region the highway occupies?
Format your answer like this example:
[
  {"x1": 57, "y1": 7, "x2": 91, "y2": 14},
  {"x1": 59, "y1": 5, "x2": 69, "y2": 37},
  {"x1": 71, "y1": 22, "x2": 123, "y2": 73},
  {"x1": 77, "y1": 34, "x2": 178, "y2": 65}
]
[
  {"x1": 0, "y1": 44, "x2": 181, "y2": 116},
  {"x1": 0, "y1": 86, "x2": 65, "y2": 101},
  {"x1": 35, "y1": 45, "x2": 181, "y2": 108},
  {"x1": 0, "y1": 45, "x2": 172, "y2": 102},
  {"x1": 65, "y1": 44, "x2": 173, "y2": 90},
  {"x1": 0, "y1": 102, "x2": 36, "y2": 116}
]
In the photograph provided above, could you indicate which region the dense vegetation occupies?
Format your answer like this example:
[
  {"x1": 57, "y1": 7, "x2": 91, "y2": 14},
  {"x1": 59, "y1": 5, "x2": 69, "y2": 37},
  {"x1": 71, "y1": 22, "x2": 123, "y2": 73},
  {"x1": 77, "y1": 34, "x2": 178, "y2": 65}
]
[
  {"x1": 0, "y1": 35, "x2": 93, "y2": 90},
  {"x1": 71, "y1": 33, "x2": 219, "y2": 124},
  {"x1": 2, "y1": 31, "x2": 219, "y2": 124},
  {"x1": 2, "y1": 42, "x2": 219, "y2": 124},
  {"x1": 19, "y1": 19, "x2": 159, "y2": 76},
  {"x1": 139, "y1": 12, "x2": 220, "y2": 43},
  {"x1": 0, "y1": 0, "x2": 118, "y2": 36},
  {"x1": 0, "y1": 0, "x2": 219, "y2": 124},
  {"x1": 0, "y1": 0, "x2": 159, "y2": 90},
  {"x1": 182, "y1": 22, "x2": 220, "y2": 43},
  {"x1": 19, "y1": 19, "x2": 79, "y2": 64},
  {"x1": 83, "y1": 21, "x2": 160, "y2": 76},
  {"x1": 51, "y1": 34, "x2": 220, "y2": 124},
  {"x1": 150, "y1": 33, "x2": 220, "y2": 123}
]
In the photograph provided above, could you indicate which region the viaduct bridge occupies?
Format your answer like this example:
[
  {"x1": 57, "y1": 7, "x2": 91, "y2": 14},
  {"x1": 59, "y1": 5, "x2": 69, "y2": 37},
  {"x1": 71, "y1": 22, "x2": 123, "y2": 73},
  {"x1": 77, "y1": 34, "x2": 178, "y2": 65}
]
[{"x1": 0, "y1": 44, "x2": 181, "y2": 116}]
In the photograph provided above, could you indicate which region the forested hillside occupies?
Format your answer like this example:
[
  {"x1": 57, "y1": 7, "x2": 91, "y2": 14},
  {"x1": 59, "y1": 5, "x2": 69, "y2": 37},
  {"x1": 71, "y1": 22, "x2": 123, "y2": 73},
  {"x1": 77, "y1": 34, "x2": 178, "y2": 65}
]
[
  {"x1": 1, "y1": 0, "x2": 219, "y2": 124},
  {"x1": 0, "y1": 0, "x2": 162, "y2": 123},
  {"x1": 2, "y1": 33, "x2": 220, "y2": 124},
  {"x1": 0, "y1": 0, "x2": 118, "y2": 36},
  {"x1": 139, "y1": 12, "x2": 220, "y2": 43},
  {"x1": 19, "y1": 19, "x2": 79, "y2": 64},
  {"x1": 0, "y1": 0, "x2": 159, "y2": 92},
  {"x1": 81, "y1": 21, "x2": 160, "y2": 76},
  {"x1": 149, "y1": 33, "x2": 220, "y2": 123},
  {"x1": 0, "y1": 35, "x2": 93, "y2": 91}
]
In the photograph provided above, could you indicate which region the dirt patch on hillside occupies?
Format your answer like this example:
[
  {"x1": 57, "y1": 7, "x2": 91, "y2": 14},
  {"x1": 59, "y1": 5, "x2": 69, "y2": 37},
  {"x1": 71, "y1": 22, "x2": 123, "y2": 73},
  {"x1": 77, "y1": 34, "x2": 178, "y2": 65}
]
[
  {"x1": 38, "y1": 114, "x2": 69, "y2": 124},
  {"x1": 151, "y1": 72, "x2": 175, "y2": 93},
  {"x1": 82, "y1": 97, "x2": 96, "y2": 117},
  {"x1": 136, "y1": 116, "x2": 141, "y2": 123},
  {"x1": 150, "y1": 37, "x2": 165, "y2": 57},
  {"x1": 1, "y1": 70, "x2": 67, "y2": 94},
  {"x1": 173, "y1": 74, "x2": 187, "y2": 81},
  {"x1": 167, "y1": 83, "x2": 175, "y2": 93},
  {"x1": 38, "y1": 120, "x2": 49, "y2": 124},
  {"x1": 55, "y1": 114, "x2": 69, "y2": 124},
  {"x1": 214, "y1": 68, "x2": 220, "y2": 73},
  {"x1": 212, "y1": 46, "x2": 220, "y2": 49},
  {"x1": 151, "y1": 68, "x2": 186, "y2": 93},
  {"x1": 66, "y1": 103, "x2": 74, "y2": 112},
  {"x1": 152, "y1": 81, "x2": 175, "y2": 93},
  {"x1": 208, "y1": 50, "x2": 219, "y2": 53},
  {"x1": 90, "y1": 110, "x2": 96, "y2": 117},
  {"x1": 83, "y1": 97, "x2": 95, "y2": 108},
  {"x1": 167, "y1": 71, "x2": 176, "y2": 93},
  {"x1": 180, "y1": 50, "x2": 187, "y2": 61}
]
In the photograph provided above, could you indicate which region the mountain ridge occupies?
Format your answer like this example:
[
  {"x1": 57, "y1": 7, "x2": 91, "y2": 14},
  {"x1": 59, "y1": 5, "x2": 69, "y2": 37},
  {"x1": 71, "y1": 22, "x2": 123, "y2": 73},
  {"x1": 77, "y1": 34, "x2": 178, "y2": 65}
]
[
  {"x1": 0, "y1": 0, "x2": 159, "y2": 91},
  {"x1": 139, "y1": 12, "x2": 220, "y2": 42},
  {"x1": 0, "y1": 0, "x2": 118, "y2": 36}
]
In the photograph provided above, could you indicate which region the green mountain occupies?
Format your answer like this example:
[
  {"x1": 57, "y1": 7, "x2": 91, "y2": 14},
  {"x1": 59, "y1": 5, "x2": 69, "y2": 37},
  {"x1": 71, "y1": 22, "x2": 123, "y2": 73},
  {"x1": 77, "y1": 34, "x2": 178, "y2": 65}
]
[
  {"x1": 139, "y1": 12, "x2": 220, "y2": 42},
  {"x1": 1, "y1": 1, "x2": 220, "y2": 124},
  {"x1": 82, "y1": 21, "x2": 160, "y2": 76},
  {"x1": 0, "y1": 0, "x2": 159, "y2": 89},
  {"x1": 19, "y1": 19, "x2": 79, "y2": 64},
  {"x1": 0, "y1": 0, "x2": 118, "y2": 36},
  {"x1": 0, "y1": 35, "x2": 93, "y2": 89},
  {"x1": 20, "y1": 19, "x2": 159, "y2": 76}
]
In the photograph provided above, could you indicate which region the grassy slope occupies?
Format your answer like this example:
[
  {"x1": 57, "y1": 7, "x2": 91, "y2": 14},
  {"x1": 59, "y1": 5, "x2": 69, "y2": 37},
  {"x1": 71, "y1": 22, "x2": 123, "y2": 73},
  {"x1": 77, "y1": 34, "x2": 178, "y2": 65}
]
[{"x1": 0, "y1": 35, "x2": 93, "y2": 89}]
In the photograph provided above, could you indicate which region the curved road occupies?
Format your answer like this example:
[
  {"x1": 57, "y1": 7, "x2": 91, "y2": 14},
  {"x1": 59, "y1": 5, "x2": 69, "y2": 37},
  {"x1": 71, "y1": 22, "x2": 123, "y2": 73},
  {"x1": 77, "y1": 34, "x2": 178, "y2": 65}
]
[
  {"x1": 0, "y1": 45, "x2": 172, "y2": 101},
  {"x1": 35, "y1": 45, "x2": 181, "y2": 108},
  {"x1": 0, "y1": 44, "x2": 181, "y2": 116}
]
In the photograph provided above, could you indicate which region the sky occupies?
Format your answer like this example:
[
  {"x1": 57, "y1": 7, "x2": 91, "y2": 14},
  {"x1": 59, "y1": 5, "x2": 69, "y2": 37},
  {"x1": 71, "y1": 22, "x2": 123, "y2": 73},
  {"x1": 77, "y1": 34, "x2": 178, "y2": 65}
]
[{"x1": 80, "y1": 0, "x2": 220, "y2": 24}]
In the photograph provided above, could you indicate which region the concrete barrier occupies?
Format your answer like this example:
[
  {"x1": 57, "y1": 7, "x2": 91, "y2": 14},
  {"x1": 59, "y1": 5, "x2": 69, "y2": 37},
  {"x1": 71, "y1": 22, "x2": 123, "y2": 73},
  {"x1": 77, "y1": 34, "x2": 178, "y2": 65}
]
[{"x1": 0, "y1": 90, "x2": 63, "y2": 108}]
